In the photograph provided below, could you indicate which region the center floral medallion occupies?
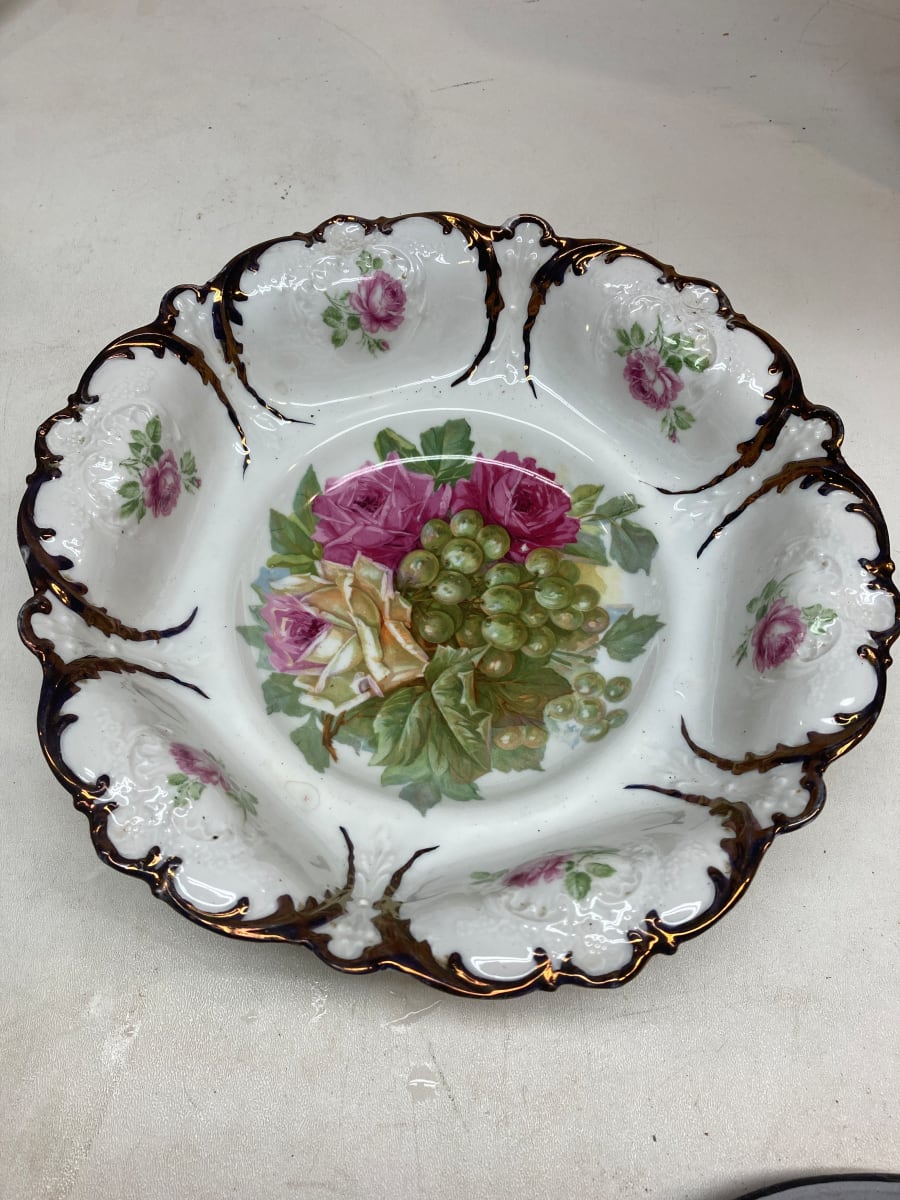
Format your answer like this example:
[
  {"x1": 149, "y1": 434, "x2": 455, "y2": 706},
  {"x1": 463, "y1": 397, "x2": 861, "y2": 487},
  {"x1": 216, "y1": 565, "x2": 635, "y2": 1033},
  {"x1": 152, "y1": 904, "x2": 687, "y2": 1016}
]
[{"x1": 240, "y1": 419, "x2": 664, "y2": 813}]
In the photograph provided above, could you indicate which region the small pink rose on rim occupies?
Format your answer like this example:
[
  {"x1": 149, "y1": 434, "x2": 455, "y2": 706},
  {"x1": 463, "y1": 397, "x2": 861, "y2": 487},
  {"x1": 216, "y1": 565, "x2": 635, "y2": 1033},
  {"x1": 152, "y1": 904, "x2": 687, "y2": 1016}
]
[
  {"x1": 751, "y1": 597, "x2": 807, "y2": 671},
  {"x1": 141, "y1": 449, "x2": 182, "y2": 517},
  {"x1": 312, "y1": 455, "x2": 450, "y2": 571},
  {"x1": 503, "y1": 854, "x2": 568, "y2": 888},
  {"x1": 348, "y1": 270, "x2": 406, "y2": 335},
  {"x1": 171, "y1": 743, "x2": 229, "y2": 789},
  {"x1": 260, "y1": 593, "x2": 329, "y2": 674},
  {"x1": 623, "y1": 348, "x2": 684, "y2": 412},
  {"x1": 451, "y1": 451, "x2": 579, "y2": 561}
]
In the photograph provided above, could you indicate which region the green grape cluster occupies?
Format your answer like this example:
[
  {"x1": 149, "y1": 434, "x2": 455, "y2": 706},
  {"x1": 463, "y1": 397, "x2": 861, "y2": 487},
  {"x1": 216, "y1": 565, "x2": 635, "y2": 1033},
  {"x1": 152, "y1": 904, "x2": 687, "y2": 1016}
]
[
  {"x1": 397, "y1": 513, "x2": 612, "y2": 681},
  {"x1": 544, "y1": 671, "x2": 632, "y2": 742}
]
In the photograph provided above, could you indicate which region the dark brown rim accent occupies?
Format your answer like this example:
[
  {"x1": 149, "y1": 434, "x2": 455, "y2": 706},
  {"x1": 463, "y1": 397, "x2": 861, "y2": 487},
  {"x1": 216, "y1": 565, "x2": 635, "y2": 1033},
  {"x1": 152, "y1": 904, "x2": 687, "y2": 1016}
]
[
  {"x1": 206, "y1": 211, "x2": 512, "y2": 412},
  {"x1": 17, "y1": 213, "x2": 899, "y2": 998}
]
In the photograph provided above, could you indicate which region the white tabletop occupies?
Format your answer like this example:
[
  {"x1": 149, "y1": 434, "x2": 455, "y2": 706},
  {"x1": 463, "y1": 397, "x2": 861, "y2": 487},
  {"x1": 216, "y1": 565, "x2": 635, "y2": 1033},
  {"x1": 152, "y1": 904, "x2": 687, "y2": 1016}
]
[{"x1": 3, "y1": 2, "x2": 899, "y2": 1197}]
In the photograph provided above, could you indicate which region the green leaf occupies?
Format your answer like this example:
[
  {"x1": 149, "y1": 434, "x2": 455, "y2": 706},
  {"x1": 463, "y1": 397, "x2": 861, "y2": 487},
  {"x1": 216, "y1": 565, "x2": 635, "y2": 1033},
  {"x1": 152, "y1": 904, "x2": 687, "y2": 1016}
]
[
  {"x1": 262, "y1": 672, "x2": 311, "y2": 716},
  {"x1": 747, "y1": 578, "x2": 783, "y2": 618},
  {"x1": 616, "y1": 328, "x2": 631, "y2": 347},
  {"x1": 135, "y1": 499, "x2": 146, "y2": 522},
  {"x1": 120, "y1": 498, "x2": 140, "y2": 518},
  {"x1": 567, "y1": 483, "x2": 603, "y2": 519},
  {"x1": 167, "y1": 773, "x2": 188, "y2": 786},
  {"x1": 673, "y1": 406, "x2": 695, "y2": 431},
  {"x1": 426, "y1": 647, "x2": 491, "y2": 773},
  {"x1": 608, "y1": 517, "x2": 658, "y2": 574},
  {"x1": 150, "y1": 443, "x2": 163, "y2": 463},
  {"x1": 269, "y1": 509, "x2": 316, "y2": 559},
  {"x1": 237, "y1": 624, "x2": 267, "y2": 652},
  {"x1": 490, "y1": 740, "x2": 545, "y2": 774},
  {"x1": 146, "y1": 416, "x2": 162, "y2": 444},
  {"x1": 416, "y1": 419, "x2": 476, "y2": 485},
  {"x1": 373, "y1": 256, "x2": 384, "y2": 269},
  {"x1": 629, "y1": 322, "x2": 644, "y2": 346},
  {"x1": 471, "y1": 870, "x2": 505, "y2": 883},
  {"x1": 333, "y1": 698, "x2": 381, "y2": 754},
  {"x1": 265, "y1": 552, "x2": 319, "y2": 574},
  {"x1": 615, "y1": 345, "x2": 629, "y2": 357},
  {"x1": 601, "y1": 610, "x2": 664, "y2": 662},
  {"x1": 734, "y1": 636, "x2": 750, "y2": 666},
  {"x1": 683, "y1": 352, "x2": 710, "y2": 372},
  {"x1": 802, "y1": 604, "x2": 838, "y2": 636},
  {"x1": 664, "y1": 355, "x2": 683, "y2": 372},
  {"x1": 117, "y1": 480, "x2": 141, "y2": 498},
  {"x1": 129, "y1": 429, "x2": 150, "y2": 447},
  {"x1": 422, "y1": 644, "x2": 480, "y2": 688},
  {"x1": 592, "y1": 493, "x2": 641, "y2": 521},
  {"x1": 290, "y1": 465, "x2": 321, "y2": 535},
  {"x1": 128, "y1": 441, "x2": 146, "y2": 459},
  {"x1": 347, "y1": 313, "x2": 361, "y2": 330},
  {"x1": 355, "y1": 249, "x2": 375, "y2": 275},
  {"x1": 478, "y1": 662, "x2": 570, "y2": 720},
  {"x1": 563, "y1": 530, "x2": 609, "y2": 566},
  {"x1": 374, "y1": 427, "x2": 419, "y2": 462},
  {"x1": 380, "y1": 743, "x2": 483, "y2": 809},
  {"x1": 331, "y1": 327, "x2": 348, "y2": 348},
  {"x1": 439, "y1": 777, "x2": 481, "y2": 801},
  {"x1": 567, "y1": 870, "x2": 592, "y2": 901},
  {"x1": 397, "y1": 777, "x2": 443, "y2": 814},
  {"x1": 322, "y1": 306, "x2": 343, "y2": 328},
  {"x1": 290, "y1": 719, "x2": 331, "y2": 774},
  {"x1": 586, "y1": 862, "x2": 615, "y2": 878},
  {"x1": 371, "y1": 686, "x2": 429, "y2": 767}
]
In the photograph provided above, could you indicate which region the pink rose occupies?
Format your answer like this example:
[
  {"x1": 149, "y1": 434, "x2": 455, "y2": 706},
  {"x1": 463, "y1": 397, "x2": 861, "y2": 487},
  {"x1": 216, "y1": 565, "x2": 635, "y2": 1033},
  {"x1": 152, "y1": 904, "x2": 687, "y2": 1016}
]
[
  {"x1": 623, "y1": 348, "x2": 683, "y2": 412},
  {"x1": 451, "y1": 452, "x2": 579, "y2": 561},
  {"x1": 504, "y1": 854, "x2": 568, "y2": 888},
  {"x1": 171, "y1": 743, "x2": 229, "y2": 788},
  {"x1": 260, "y1": 592, "x2": 329, "y2": 674},
  {"x1": 751, "y1": 597, "x2": 806, "y2": 671},
  {"x1": 348, "y1": 270, "x2": 406, "y2": 334},
  {"x1": 141, "y1": 449, "x2": 182, "y2": 517},
  {"x1": 312, "y1": 455, "x2": 450, "y2": 570}
]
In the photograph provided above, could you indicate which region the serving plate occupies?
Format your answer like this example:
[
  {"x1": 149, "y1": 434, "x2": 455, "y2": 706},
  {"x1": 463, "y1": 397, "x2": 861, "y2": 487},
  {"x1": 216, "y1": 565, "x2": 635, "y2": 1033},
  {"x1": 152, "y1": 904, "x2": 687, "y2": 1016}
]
[{"x1": 19, "y1": 212, "x2": 898, "y2": 997}]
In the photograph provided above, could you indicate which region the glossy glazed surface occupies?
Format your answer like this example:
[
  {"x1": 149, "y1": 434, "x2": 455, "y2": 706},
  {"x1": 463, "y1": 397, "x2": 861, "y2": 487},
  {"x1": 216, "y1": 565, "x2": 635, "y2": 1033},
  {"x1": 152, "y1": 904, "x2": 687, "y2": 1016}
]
[{"x1": 19, "y1": 213, "x2": 898, "y2": 996}]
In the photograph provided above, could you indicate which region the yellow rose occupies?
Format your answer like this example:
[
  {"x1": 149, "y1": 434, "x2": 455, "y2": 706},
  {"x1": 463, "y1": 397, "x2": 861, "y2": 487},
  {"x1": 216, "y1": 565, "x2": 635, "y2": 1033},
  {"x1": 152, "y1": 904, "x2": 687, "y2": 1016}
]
[{"x1": 264, "y1": 554, "x2": 428, "y2": 714}]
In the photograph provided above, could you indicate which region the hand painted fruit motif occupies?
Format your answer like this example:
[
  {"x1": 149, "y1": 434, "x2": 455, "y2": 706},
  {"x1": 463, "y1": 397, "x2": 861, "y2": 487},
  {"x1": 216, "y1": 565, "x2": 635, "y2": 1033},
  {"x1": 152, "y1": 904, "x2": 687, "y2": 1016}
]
[{"x1": 240, "y1": 419, "x2": 664, "y2": 813}]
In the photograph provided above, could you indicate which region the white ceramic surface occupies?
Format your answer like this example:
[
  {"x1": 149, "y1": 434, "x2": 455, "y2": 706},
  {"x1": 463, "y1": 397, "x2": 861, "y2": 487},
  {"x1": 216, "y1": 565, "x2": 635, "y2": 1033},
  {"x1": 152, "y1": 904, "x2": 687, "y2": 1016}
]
[{"x1": 20, "y1": 214, "x2": 898, "y2": 996}]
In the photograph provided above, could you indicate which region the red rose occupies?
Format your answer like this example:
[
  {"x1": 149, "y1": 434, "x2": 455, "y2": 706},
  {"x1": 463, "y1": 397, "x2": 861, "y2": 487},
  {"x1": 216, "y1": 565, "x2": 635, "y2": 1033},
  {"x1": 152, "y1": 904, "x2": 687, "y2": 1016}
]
[
  {"x1": 311, "y1": 455, "x2": 450, "y2": 570},
  {"x1": 751, "y1": 598, "x2": 806, "y2": 671},
  {"x1": 171, "y1": 743, "x2": 229, "y2": 788},
  {"x1": 623, "y1": 348, "x2": 683, "y2": 412},
  {"x1": 141, "y1": 449, "x2": 182, "y2": 517},
  {"x1": 503, "y1": 854, "x2": 568, "y2": 888},
  {"x1": 451, "y1": 452, "x2": 579, "y2": 561},
  {"x1": 348, "y1": 270, "x2": 407, "y2": 334}
]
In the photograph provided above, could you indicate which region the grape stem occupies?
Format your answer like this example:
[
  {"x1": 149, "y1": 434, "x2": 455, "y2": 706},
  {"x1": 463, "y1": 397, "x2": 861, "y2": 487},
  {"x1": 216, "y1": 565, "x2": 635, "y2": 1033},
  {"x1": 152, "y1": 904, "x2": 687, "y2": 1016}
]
[
  {"x1": 553, "y1": 649, "x2": 595, "y2": 664},
  {"x1": 321, "y1": 712, "x2": 345, "y2": 762}
]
